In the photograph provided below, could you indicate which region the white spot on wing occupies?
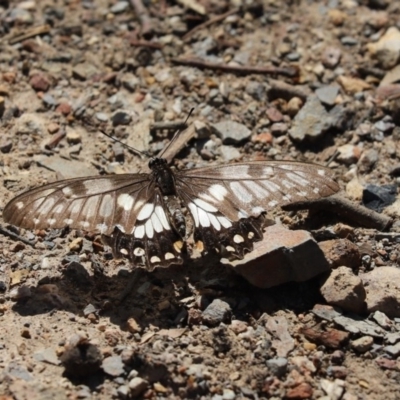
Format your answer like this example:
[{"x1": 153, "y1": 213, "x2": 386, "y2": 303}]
[
  {"x1": 16, "y1": 201, "x2": 24, "y2": 209},
  {"x1": 62, "y1": 187, "x2": 73, "y2": 196},
  {"x1": 260, "y1": 180, "x2": 280, "y2": 192},
  {"x1": 134, "y1": 247, "x2": 145, "y2": 256},
  {"x1": 53, "y1": 204, "x2": 64, "y2": 214},
  {"x1": 220, "y1": 165, "x2": 250, "y2": 179},
  {"x1": 137, "y1": 203, "x2": 154, "y2": 221},
  {"x1": 151, "y1": 256, "x2": 161, "y2": 263},
  {"x1": 39, "y1": 198, "x2": 56, "y2": 214},
  {"x1": 145, "y1": 219, "x2": 154, "y2": 238},
  {"x1": 47, "y1": 218, "x2": 56, "y2": 225},
  {"x1": 99, "y1": 194, "x2": 113, "y2": 217},
  {"x1": 208, "y1": 213, "x2": 221, "y2": 230},
  {"x1": 188, "y1": 203, "x2": 199, "y2": 227},
  {"x1": 193, "y1": 198, "x2": 218, "y2": 212},
  {"x1": 134, "y1": 225, "x2": 145, "y2": 238},
  {"x1": 197, "y1": 208, "x2": 210, "y2": 227},
  {"x1": 155, "y1": 205, "x2": 170, "y2": 230},
  {"x1": 263, "y1": 166, "x2": 274, "y2": 176},
  {"x1": 229, "y1": 182, "x2": 253, "y2": 203},
  {"x1": 217, "y1": 216, "x2": 232, "y2": 228},
  {"x1": 318, "y1": 169, "x2": 326, "y2": 176},
  {"x1": 234, "y1": 234, "x2": 244, "y2": 243},
  {"x1": 83, "y1": 179, "x2": 115, "y2": 194},
  {"x1": 243, "y1": 180, "x2": 270, "y2": 199},
  {"x1": 151, "y1": 213, "x2": 163, "y2": 233},
  {"x1": 165, "y1": 252, "x2": 175, "y2": 260},
  {"x1": 117, "y1": 193, "x2": 134, "y2": 211},
  {"x1": 268, "y1": 200, "x2": 278, "y2": 208},
  {"x1": 209, "y1": 184, "x2": 228, "y2": 201},
  {"x1": 286, "y1": 172, "x2": 309, "y2": 186}
]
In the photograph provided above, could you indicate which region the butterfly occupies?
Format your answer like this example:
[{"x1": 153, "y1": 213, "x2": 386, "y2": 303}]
[{"x1": 3, "y1": 128, "x2": 340, "y2": 271}]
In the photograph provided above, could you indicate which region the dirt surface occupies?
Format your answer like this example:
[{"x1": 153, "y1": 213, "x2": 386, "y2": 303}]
[{"x1": 1, "y1": 0, "x2": 400, "y2": 399}]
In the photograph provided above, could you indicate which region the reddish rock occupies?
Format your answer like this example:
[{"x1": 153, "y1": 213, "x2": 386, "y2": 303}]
[
  {"x1": 286, "y1": 383, "x2": 313, "y2": 399},
  {"x1": 320, "y1": 266, "x2": 366, "y2": 313},
  {"x1": 226, "y1": 224, "x2": 330, "y2": 288},
  {"x1": 266, "y1": 107, "x2": 283, "y2": 122},
  {"x1": 56, "y1": 102, "x2": 72, "y2": 115},
  {"x1": 301, "y1": 327, "x2": 350, "y2": 349},
  {"x1": 29, "y1": 73, "x2": 51, "y2": 92},
  {"x1": 253, "y1": 132, "x2": 273, "y2": 144},
  {"x1": 319, "y1": 239, "x2": 361, "y2": 270}
]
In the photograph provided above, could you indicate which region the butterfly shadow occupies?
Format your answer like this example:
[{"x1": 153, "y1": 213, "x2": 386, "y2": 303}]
[{"x1": 11, "y1": 250, "x2": 326, "y2": 332}]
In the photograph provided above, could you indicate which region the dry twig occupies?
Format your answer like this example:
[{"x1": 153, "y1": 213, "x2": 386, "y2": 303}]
[
  {"x1": 0, "y1": 225, "x2": 36, "y2": 247},
  {"x1": 8, "y1": 24, "x2": 51, "y2": 45},
  {"x1": 183, "y1": 8, "x2": 239, "y2": 41},
  {"x1": 282, "y1": 193, "x2": 392, "y2": 231},
  {"x1": 171, "y1": 57, "x2": 299, "y2": 78}
]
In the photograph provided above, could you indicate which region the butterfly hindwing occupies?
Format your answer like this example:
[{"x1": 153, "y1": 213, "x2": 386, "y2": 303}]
[{"x1": 102, "y1": 192, "x2": 184, "y2": 270}]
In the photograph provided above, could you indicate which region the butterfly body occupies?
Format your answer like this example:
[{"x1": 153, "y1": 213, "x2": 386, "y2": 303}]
[{"x1": 3, "y1": 157, "x2": 340, "y2": 271}]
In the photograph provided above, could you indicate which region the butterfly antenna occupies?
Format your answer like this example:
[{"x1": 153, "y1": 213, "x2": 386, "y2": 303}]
[
  {"x1": 158, "y1": 108, "x2": 194, "y2": 158},
  {"x1": 98, "y1": 129, "x2": 149, "y2": 158}
]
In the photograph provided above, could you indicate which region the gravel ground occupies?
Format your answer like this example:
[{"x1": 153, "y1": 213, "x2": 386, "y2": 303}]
[{"x1": 1, "y1": 0, "x2": 400, "y2": 399}]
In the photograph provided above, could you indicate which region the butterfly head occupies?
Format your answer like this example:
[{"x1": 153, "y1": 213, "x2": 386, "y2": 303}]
[{"x1": 149, "y1": 157, "x2": 176, "y2": 196}]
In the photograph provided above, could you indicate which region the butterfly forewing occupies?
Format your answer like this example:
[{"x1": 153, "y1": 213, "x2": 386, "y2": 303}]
[
  {"x1": 3, "y1": 174, "x2": 151, "y2": 234},
  {"x1": 174, "y1": 161, "x2": 339, "y2": 258}
]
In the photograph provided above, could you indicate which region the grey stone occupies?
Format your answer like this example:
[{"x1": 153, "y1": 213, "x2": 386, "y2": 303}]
[
  {"x1": 5, "y1": 362, "x2": 33, "y2": 381},
  {"x1": 350, "y1": 336, "x2": 374, "y2": 353},
  {"x1": 202, "y1": 299, "x2": 231, "y2": 326},
  {"x1": 315, "y1": 85, "x2": 339, "y2": 106},
  {"x1": 33, "y1": 348, "x2": 61, "y2": 365},
  {"x1": 220, "y1": 145, "x2": 241, "y2": 161},
  {"x1": 102, "y1": 356, "x2": 125, "y2": 377},
  {"x1": 95, "y1": 112, "x2": 109, "y2": 122},
  {"x1": 211, "y1": 120, "x2": 252, "y2": 144},
  {"x1": 129, "y1": 377, "x2": 148, "y2": 397},
  {"x1": 383, "y1": 342, "x2": 400, "y2": 357},
  {"x1": 34, "y1": 155, "x2": 98, "y2": 179},
  {"x1": 361, "y1": 266, "x2": 400, "y2": 317},
  {"x1": 111, "y1": 1, "x2": 129, "y2": 14},
  {"x1": 288, "y1": 95, "x2": 330, "y2": 141},
  {"x1": 333, "y1": 315, "x2": 385, "y2": 338},
  {"x1": 371, "y1": 310, "x2": 392, "y2": 329},
  {"x1": 245, "y1": 81, "x2": 266, "y2": 101},
  {"x1": 266, "y1": 357, "x2": 288, "y2": 377}
]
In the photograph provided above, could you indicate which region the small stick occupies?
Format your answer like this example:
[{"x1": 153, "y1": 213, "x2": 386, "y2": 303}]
[
  {"x1": 150, "y1": 121, "x2": 188, "y2": 132},
  {"x1": 8, "y1": 24, "x2": 51, "y2": 45},
  {"x1": 44, "y1": 127, "x2": 66, "y2": 150},
  {"x1": 268, "y1": 79, "x2": 310, "y2": 101},
  {"x1": 171, "y1": 57, "x2": 299, "y2": 78},
  {"x1": 282, "y1": 193, "x2": 392, "y2": 231},
  {"x1": 129, "y1": 39, "x2": 162, "y2": 49},
  {"x1": 183, "y1": 8, "x2": 239, "y2": 41},
  {"x1": 0, "y1": 225, "x2": 36, "y2": 247},
  {"x1": 161, "y1": 124, "x2": 196, "y2": 164},
  {"x1": 129, "y1": 0, "x2": 153, "y2": 37}
]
